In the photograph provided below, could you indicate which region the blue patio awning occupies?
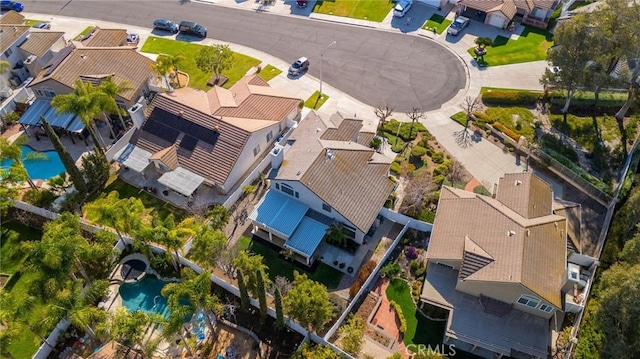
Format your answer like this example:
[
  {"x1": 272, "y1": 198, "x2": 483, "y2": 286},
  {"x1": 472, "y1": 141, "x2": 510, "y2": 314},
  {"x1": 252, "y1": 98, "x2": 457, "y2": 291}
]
[
  {"x1": 44, "y1": 106, "x2": 76, "y2": 129},
  {"x1": 65, "y1": 116, "x2": 86, "y2": 133},
  {"x1": 249, "y1": 190, "x2": 309, "y2": 238},
  {"x1": 18, "y1": 99, "x2": 50, "y2": 127},
  {"x1": 285, "y1": 217, "x2": 327, "y2": 258}
]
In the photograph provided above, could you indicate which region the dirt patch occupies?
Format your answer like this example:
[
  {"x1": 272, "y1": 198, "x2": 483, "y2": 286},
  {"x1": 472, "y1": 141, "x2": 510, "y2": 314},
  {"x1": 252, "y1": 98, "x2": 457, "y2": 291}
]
[
  {"x1": 0, "y1": 274, "x2": 10, "y2": 289},
  {"x1": 354, "y1": 293, "x2": 378, "y2": 321},
  {"x1": 206, "y1": 322, "x2": 260, "y2": 359}
]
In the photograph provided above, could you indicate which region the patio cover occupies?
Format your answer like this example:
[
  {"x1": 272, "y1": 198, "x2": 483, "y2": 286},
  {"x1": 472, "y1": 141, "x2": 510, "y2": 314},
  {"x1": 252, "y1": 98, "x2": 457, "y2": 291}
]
[
  {"x1": 249, "y1": 190, "x2": 309, "y2": 238},
  {"x1": 115, "y1": 143, "x2": 152, "y2": 173},
  {"x1": 157, "y1": 167, "x2": 205, "y2": 197},
  {"x1": 43, "y1": 105, "x2": 76, "y2": 129},
  {"x1": 285, "y1": 217, "x2": 327, "y2": 258},
  {"x1": 18, "y1": 99, "x2": 50, "y2": 127}
]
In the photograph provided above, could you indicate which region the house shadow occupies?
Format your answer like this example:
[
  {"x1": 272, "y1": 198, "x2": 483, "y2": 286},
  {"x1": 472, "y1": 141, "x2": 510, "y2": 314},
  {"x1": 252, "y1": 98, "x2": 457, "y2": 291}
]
[
  {"x1": 285, "y1": 0, "x2": 316, "y2": 15},
  {"x1": 390, "y1": 3, "x2": 437, "y2": 33},
  {"x1": 175, "y1": 33, "x2": 207, "y2": 43}
]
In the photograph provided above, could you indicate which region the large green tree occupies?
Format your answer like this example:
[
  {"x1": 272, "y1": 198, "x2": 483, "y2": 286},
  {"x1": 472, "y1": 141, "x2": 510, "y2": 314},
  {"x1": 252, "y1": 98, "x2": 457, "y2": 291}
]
[
  {"x1": 338, "y1": 314, "x2": 365, "y2": 355},
  {"x1": 274, "y1": 287, "x2": 285, "y2": 330},
  {"x1": 207, "y1": 204, "x2": 230, "y2": 230},
  {"x1": 284, "y1": 272, "x2": 334, "y2": 332},
  {"x1": 195, "y1": 44, "x2": 234, "y2": 82},
  {"x1": 145, "y1": 214, "x2": 198, "y2": 270},
  {"x1": 233, "y1": 250, "x2": 271, "y2": 297},
  {"x1": 189, "y1": 226, "x2": 227, "y2": 270},
  {"x1": 96, "y1": 307, "x2": 155, "y2": 348},
  {"x1": 81, "y1": 151, "x2": 110, "y2": 195},
  {"x1": 237, "y1": 270, "x2": 250, "y2": 312},
  {"x1": 256, "y1": 269, "x2": 268, "y2": 324},
  {"x1": 0, "y1": 136, "x2": 46, "y2": 190},
  {"x1": 291, "y1": 342, "x2": 341, "y2": 359},
  {"x1": 40, "y1": 116, "x2": 88, "y2": 195},
  {"x1": 83, "y1": 191, "x2": 147, "y2": 241}
]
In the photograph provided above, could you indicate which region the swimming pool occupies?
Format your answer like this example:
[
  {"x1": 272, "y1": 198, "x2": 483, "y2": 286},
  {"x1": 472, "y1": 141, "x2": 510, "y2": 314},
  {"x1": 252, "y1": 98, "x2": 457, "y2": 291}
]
[
  {"x1": 0, "y1": 145, "x2": 66, "y2": 180},
  {"x1": 119, "y1": 275, "x2": 171, "y2": 318}
]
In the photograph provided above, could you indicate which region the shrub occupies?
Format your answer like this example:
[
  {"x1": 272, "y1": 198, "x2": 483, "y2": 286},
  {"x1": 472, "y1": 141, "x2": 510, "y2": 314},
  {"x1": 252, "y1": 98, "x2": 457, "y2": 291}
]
[
  {"x1": 540, "y1": 134, "x2": 578, "y2": 162},
  {"x1": 380, "y1": 262, "x2": 401, "y2": 278},
  {"x1": 431, "y1": 152, "x2": 444, "y2": 164},
  {"x1": 433, "y1": 161, "x2": 451, "y2": 177},
  {"x1": 473, "y1": 185, "x2": 492, "y2": 196},
  {"x1": 482, "y1": 91, "x2": 541, "y2": 105},
  {"x1": 411, "y1": 146, "x2": 427, "y2": 158},
  {"x1": 415, "y1": 266, "x2": 426, "y2": 277},
  {"x1": 491, "y1": 122, "x2": 521, "y2": 141},
  {"x1": 349, "y1": 260, "x2": 377, "y2": 298},
  {"x1": 389, "y1": 300, "x2": 407, "y2": 333},
  {"x1": 2, "y1": 111, "x2": 20, "y2": 126},
  {"x1": 425, "y1": 147, "x2": 434, "y2": 157},
  {"x1": 383, "y1": 119, "x2": 428, "y2": 141},
  {"x1": 370, "y1": 137, "x2": 382, "y2": 151},
  {"x1": 390, "y1": 162, "x2": 401, "y2": 175},
  {"x1": 405, "y1": 246, "x2": 418, "y2": 260},
  {"x1": 410, "y1": 259, "x2": 421, "y2": 272},
  {"x1": 22, "y1": 189, "x2": 56, "y2": 208},
  {"x1": 433, "y1": 175, "x2": 445, "y2": 185},
  {"x1": 391, "y1": 143, "x2": 404, "y2": 153}
]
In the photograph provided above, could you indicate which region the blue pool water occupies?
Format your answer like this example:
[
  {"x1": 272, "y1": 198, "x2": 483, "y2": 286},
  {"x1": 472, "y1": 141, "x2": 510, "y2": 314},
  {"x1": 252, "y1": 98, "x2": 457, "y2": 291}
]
[
  {"x1": 119, "y1": 275, "x2": 171, "y2": 318},
  {"x1": 0, "y1": 145, "x2": 66, "y2": 180}
]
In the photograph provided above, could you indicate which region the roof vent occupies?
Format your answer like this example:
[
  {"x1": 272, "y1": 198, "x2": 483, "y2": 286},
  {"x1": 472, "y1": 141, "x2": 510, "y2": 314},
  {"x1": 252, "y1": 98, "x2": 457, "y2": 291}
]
[
  {"x1": 80, "y1": 54, "x2": 87, "y2": 60},
  {"x1": 507, "y1": 230, "x2": 516, "y2": 237},
  {"x1": 515, "y1": 180, "x2": 522, "y2": 186},
  {"x1": 13, "y1": 26, "x2": 17, "y2": 32},
  {"x1": 554, "y1": 222, "x2": 559, "y2": 228},
  {"x1": 296, "y1": 171, "x2": 301, "y2": 176},
  {"x1": 526, "y1": 229, "x2": 530, "y2": 237},
  {"x1": 316, "y1": 128, "x2": 322, "y2": 133},
  {"x1": 326, "y1": 149, "x2": 335, "y2": 160}
]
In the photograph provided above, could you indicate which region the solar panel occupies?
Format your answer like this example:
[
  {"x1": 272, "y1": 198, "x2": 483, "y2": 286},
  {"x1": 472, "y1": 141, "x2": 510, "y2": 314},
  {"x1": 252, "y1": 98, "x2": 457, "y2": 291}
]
[
  {"x1": 179, "y1": 135, "x2": 198, "y2": 152},
  {"x1": 199, "y1": 128, "x2": 219, "y2": 144},
  {"x1": 43, "y1": 45, "x2": 73, "y2": 77},
  {"x1": 142, "y1": 119, "x2": 179, "y2": 143}
]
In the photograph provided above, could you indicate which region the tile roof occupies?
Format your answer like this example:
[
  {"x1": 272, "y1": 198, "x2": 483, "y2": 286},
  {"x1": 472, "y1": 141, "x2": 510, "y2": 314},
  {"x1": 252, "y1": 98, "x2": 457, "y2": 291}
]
[
  {"x1": 514, "y1": 0, "x2": 534, "y2": 11},
  {"x1": 0, "y1": 10, "x2": 24, "y2": 25},
  {"x1": 461, "y1": 0, "x2": 518, "y2": 18},
  {"x1": 19, "y1": 31, "x2": 64, "y2": 57},
  {"x1": 426, "y1": 173, "x2": 572, "y2": 308},
  {"x1": 149, "y1": 145, "x2": 178, "y2": 170},
  {"x1": 0, "y1": 25, "x2": 29, "y2": 53},
  {"x1": 495, "y1": 172, "x2": 553, "y2": 219},
  {"x1": 80, "y1": 27, "x2": 127, "y2": 48},
  {"x1": 30, "y1": 46, "x2": 155, "y2": 101},
  {"x1": 533, "y1": 0, "x2": 556, "y2": 9}
]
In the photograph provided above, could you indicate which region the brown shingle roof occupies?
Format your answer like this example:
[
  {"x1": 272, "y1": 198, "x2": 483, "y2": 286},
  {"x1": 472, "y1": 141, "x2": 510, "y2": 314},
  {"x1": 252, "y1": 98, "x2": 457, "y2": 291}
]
[
  {"x1": 0, "y1": 10, "x2": 24, "y2": 25},
  {"x1": 149, "y1": 145, "x2": 179, "y2": 170},
  {"x1": 0, "y1": 25, "x2": 29, "y2": 53},
  {"x1": 514, "y1": 0, "x2": 535, "y2": 11},
  {"x1": 461, "y1": 0, "x2": 518, "y2": 18},
  {"x1": 426, "y1": 173, "x2": 571, "y2": 308},
  {"x1": 495, "y1": 173, "x2": 553, "y2": 219},
  {"x1": 533, "y1": 0, "x2": 556, "y2": 9},
  {"x1": 19, "y1": 31, "x2": 64, "y2": 57},
  {"x1": 30, "y1": 47, "x2": 154, "y2": 101},
  {"x1": 321, "y1": 118, "x2": 362, "y2": 142},
  {"x1": 133, "y1": 93, "x2": 250, "y2": 185},
  {"x1": 80, "y1": 27, "x2": 127, "y2": 47}
]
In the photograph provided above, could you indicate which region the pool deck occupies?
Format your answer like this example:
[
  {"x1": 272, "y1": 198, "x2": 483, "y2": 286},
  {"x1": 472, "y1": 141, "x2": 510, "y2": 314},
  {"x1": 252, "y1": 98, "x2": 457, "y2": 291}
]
[{"x1": 102, "y1": 253, "x2": 150, "y2": 312}]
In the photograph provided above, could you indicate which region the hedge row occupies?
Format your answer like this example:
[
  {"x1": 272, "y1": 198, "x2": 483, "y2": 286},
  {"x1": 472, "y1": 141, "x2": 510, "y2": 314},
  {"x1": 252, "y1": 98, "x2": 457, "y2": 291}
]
[
  {"x1": 482, "y1": 91, "x2": 542, "y2": 105},
  {"x1": 349, "y1": 260, "x2": 377, "y2": 299},
  {"x1": 389, "y1": 300, "x2": 407, "y2": 333},
  {"x1": 491, "y1": 122, "x2": 521, "y2": 141},
  {"x1": 382, "y1": 119, "x2": 429, "y2": 142},
  {"x1": 550, "y1": 91, "x2": 628, "y2": 109}
]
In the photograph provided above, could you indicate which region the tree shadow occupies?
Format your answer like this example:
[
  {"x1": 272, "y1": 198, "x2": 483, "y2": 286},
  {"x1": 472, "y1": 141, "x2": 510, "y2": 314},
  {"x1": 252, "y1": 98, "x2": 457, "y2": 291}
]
[{"x1": 454, "y1": 129, "x2": 474, "y2": 148}]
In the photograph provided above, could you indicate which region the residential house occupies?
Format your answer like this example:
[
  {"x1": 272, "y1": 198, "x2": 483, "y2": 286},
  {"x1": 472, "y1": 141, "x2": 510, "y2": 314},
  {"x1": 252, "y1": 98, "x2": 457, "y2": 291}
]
[
  {"x1": 76, "y1": 27, "x2": 131, "y2": 48},
  {"x1": 249, "y1": 111, "x2": 395, "y2": 270},
  {"x1": 420, "y1": 173, "x2": 597, "y2": 359},
  {"x1": 114, "y1": 75, "x2": 301, "y2": 201},
  {"x1": 16, "y1": 46, "x2": 155, "y2": 136},
  {"x1": 0, "y1": 24, "x2": 30, "y2": 90},
  {"x1": 0, "y1": 10, "x2": 24, "y2": 26},
  {"x1": 457, "y1": 0, "x2": 558, "y2": 29}
]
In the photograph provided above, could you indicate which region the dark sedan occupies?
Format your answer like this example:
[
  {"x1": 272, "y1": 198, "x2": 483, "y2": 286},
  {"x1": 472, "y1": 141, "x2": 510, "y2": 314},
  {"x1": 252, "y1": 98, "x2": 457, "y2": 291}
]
[{"x1": 153, "y1": 19, "x2": 179, "y2": 33}]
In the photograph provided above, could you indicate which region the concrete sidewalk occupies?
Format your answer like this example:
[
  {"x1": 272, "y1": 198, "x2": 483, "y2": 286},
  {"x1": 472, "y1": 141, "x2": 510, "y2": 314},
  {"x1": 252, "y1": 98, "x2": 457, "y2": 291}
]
[{"x1": 23, "y1": 1, "x2": 546, "y2": 192}]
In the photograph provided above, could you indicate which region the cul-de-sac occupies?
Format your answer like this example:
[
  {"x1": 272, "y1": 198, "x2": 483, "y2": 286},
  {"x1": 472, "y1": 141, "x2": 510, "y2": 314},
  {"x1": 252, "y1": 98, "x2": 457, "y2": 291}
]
[{"x1": 0, "y1": 0, "x2": 638, "y2": 358}]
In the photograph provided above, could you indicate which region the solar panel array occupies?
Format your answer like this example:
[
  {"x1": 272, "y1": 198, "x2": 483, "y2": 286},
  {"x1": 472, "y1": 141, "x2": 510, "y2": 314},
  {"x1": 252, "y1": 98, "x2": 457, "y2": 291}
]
[
  {"x1": 145, "y1": 108, "x2": 219, "y2": 151},
  {"x1": 43, "y1": 46, "x2": 73, "y2": 77}
]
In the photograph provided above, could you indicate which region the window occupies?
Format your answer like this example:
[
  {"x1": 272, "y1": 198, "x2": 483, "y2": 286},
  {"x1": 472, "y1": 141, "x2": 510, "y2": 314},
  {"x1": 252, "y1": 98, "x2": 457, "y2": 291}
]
[
  {"x1": 322, "y1": 203, "x2": 331, "y2": 212},
  {"x1": 253, "y1": 145, "x2": 261, "y2": 157},
  {"x1": 281, "y1": 183, "x2": 295, "y2": 197},
  {"x1": 539, "y1": 304, "x2": 553, "y2": 313},
  {"x1": 3, "y1": 48, "x2": 12, "y2": 58},
  {"x1": 266, "y1": 131, "x2": 273, "y2": 142},
  {"x1": 275, "y1": 183, "x2": 280, "y2": 190},
  {"x1": 35, "y1": 88, "x2": 56, "y2": 98},
  {"x1": 517, "y1": 295, "x2": 541, "y2": 308}
]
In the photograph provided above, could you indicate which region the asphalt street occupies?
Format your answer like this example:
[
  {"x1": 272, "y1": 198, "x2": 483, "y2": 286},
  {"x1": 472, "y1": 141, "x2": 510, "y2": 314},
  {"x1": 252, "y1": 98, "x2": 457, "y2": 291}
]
[{"x1": 21, "y1": 0, "x2": 466, "y2": 112}]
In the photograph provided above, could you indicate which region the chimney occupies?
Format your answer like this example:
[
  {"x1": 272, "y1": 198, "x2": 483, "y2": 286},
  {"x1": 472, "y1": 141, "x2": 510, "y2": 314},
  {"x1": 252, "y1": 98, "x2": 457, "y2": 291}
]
[
  {"x1": 271, "y1": 144, "x2": 284, "y2": 170},
  {"x1": 127, "y1": 100, "x2": 147, "y2": 129}
]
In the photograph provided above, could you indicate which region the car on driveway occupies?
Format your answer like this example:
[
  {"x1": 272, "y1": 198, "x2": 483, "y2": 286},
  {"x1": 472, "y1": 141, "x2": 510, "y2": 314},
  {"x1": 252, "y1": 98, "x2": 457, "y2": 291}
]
[
  {"x1": 153, "y1": 19, "x2": 179, "y2": 33},
  {"x1": 126, "y1": 33, "x2": 139, "y2": 45},
  {"x1": 393, "y1": 0, "x2": 412, "y2": 18},
  {"x1": 447, "y1": 16, "x2": 470, "y2": 36},
  {"x1": 0, "y1": 0, "x2": 23, "y2": 11},
  {"x1": 288, "y1": 57, "x2": 309, "y2": 76},
  {"x1": 178, "y1": 21, "x2": 207, "y2": 38},
  {"x1": 32, "y1": 22, "x2": 51, "y2": 29}
]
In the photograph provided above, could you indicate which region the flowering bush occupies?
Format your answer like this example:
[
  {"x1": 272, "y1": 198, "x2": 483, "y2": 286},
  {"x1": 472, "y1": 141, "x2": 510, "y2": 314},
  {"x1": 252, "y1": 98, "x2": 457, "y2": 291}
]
[{"x1": 405, "y1": 246, "x2": 418, "y2": 260}]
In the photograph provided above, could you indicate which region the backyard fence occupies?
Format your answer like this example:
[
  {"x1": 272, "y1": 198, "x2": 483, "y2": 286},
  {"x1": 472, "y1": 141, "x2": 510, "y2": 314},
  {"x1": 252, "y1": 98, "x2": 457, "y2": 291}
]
[{"x1": 379, "y1": 207, "x2": 433, "y2": 233}]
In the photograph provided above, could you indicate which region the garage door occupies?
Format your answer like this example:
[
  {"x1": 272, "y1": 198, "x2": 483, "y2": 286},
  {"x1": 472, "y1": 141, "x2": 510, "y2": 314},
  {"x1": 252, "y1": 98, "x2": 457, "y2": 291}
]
[
  {"x1": 487, "y1": 13, "x2": 506, "y2": 28},
  {"x1": 416, "y1": 0, "x2": 441, "y2": 7}
]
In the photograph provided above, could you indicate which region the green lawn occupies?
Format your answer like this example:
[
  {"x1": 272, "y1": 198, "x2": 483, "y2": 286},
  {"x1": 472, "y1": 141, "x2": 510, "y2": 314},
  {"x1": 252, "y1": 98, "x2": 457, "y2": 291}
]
[
  {"x1": 485, "y1": 106, "x2": 536, "y2": 140},
  {"x1": 450, "y1": 111, "x2": 467, "y2": 127},
  {"x1": 74, "y1": 26, "x2": 95, "y2": 40},
  {"x1": 257, "y1": 65, "x2": 282, "y2": 82},
  {"x1": 467, "y1": 26, "x2": 553, "y2": 66},
  {"x1": 304, "y1": 91, "x2": 329, "y2": 110},
  {"x1": 549, "y1": 114, "x2": 624, "y2": 151},
  {"x1": 386, "y1": 278, "x2": 446, "y2": 350},
  {"x1": 313, "y1": 0, "x2": 395, "y2": 22},
  {"x1": 23, "y1": 19, "x2": 45, "y2": 26},
  {"x1": 1, "y1": 221, "x2": 40, "y2": 274},
  {"x1": 85, "y1": 175, "x2": 187, "y2": 221},
  {"x1": 422, "y1": 14, "x2": 452, "y2": 34},
  {"x1": 237, "y1": 236, "x2": 343, "y2": 289},
  {"x1": 480, "y1": 87, "x2": 544, "y2": 96},
  {"x1": 140, "y1": 37, "x2": 261, "y2": 91}
]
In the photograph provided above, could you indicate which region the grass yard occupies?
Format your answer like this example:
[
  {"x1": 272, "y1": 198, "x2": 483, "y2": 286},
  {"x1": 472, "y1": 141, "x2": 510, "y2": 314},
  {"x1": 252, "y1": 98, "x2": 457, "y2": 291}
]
[
  {"x1": 257, "y1": 64, "x2": 282, "y2": 82},
  {"x1": 304, "y1": 91, "x2": 329, "y2": 110},
  {"x1": 422, "y1": 14, "x2": 452, "y2": 34},
  {"x1": 74, "y1": 26, "x2": 95, "y2": 40},
  {"x1": 140, "y1": 37, "x2": 261, "y2": 91},
  {"x1": 450, "y1": 111, "x2": 467, "y2": 127},
  {"x1": 23, "y1": 19, "x2": 45, "y2": 26},
  {"x1": 1, "y1": 221, "x2": 40, "y2": 274},
  {"x1": 313, "y1": 0, "x2": 394, "y2": 22},
  {"x1": 467, "y1": 26, "x2": 553, "y2": 66},
  {"x1": 385, "y1": 278, "x2": 446, "y2": 350},
  {"x1": 86, "y1": 175, "x2": 187, "y2": 221},
  {"x1": 237, "y1": 236, "x2": 343, "y2": 289},
  {"x1": 480, "y1": 87, "x2": 544, "y2": 96},
  {"x1": 485, "y1": 106, "x2": 536, "y2": 140},
  {"x1": 549, "y1": 114, "x2": 624, "y2": 151}
]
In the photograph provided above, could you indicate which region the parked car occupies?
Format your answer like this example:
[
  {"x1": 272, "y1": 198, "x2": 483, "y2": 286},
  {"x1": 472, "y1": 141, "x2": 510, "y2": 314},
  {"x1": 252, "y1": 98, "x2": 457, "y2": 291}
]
[
  {"x1": 288, "y1": 57, "x2": 309, "y2": 76},
  {"x1": 393, "y1": 0, "x2": 412, "y2": 18},
  {"x1": 0, "y1": 0, "x2": 23, "y2": 11},
  {"x1": 447, "y1": 16, "x2": 470, "y2": 36},
  {"x1": 153, "y1": 19, "x2": 179, "y2": 33},
  {"x1": 126, "y1": 33, "x2": 139, "y2": 44},
  {"x1": 32, "y1": 22, "x2": 51, "y2": 29},
  {"x1": 178, "y1": 21, "x2": 207, "y2": 38}
]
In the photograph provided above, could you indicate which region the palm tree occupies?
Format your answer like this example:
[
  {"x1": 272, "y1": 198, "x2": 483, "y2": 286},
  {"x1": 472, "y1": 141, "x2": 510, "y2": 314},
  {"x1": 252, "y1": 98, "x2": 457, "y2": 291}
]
[
  {"x1": 83, "y1": 191, "x2": 147, "y2": 242},
  {"x1": 96, "y1": 307, "x2": 154, "y2": 348},
  {"x1": 151, "y1": 56, "x2": 172, "y2": 91},
  {"x1": 0, "y1": 292, "x2": 55, "y2": 350},
  {"x1": 51, "y1": 80, "x2": 107, "y2": 154},
  {"x1": 0, "y1": 136, "x2": 47, "y2": 190},
  {"x1": 45, "y1": 280, "x2": 106, "y2": 339},
  {"x1": 163, "y1": 54, "x2": 185, "y2": 88},
  {"x1": 98, "y1": 76, "x2": 133, "y2": 131},
  {"x1": 152, "y1": 214, "x2": 198, "y2": 271}
]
